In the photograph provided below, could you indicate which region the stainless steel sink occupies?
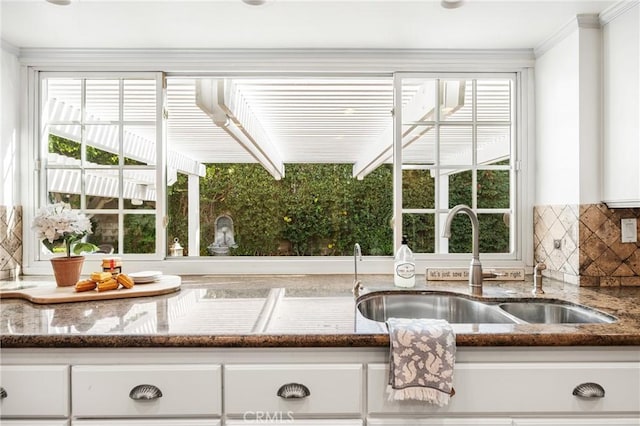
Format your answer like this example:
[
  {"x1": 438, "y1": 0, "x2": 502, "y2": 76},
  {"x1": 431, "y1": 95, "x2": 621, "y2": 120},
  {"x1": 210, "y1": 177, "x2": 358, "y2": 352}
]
[
  {"x1": 356, "y1": 293, "x2": 517, "y2": 324},
  {"x1": 498, "y1": 302, "x2": 616, "y2": 324},
  {"x1": 355, "y1": 291, "x2": 618, "y2": 326}
]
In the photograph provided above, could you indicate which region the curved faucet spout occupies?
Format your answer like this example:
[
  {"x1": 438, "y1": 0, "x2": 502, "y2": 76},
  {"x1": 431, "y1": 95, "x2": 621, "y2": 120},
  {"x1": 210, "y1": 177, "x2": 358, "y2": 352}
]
[
  {"x1": 442, "y1": 204, "x2": 483, "y2": 295},
  {"x1": 353, "y1": 243, "x2": 363, "y2": 297},
  {"x1": 442, "y1": 204, "x2": 480, "y2": 261}
]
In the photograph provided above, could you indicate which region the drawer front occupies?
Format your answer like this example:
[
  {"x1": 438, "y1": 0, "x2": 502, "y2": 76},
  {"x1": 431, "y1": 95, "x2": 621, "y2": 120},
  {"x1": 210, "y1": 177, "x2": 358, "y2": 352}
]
[
  {"x1": 225, "y1": 364, "x2": 362, "y2": 416},
  {"x1": 1, "y1": 422, "x2": 69, "y2": 426},
  {"x1": 368, "y1": 362, "x2": 640, "y2": 415},
  {"x1": 227, "y1": 421, "x2": 362, "y2": 426},
  {"x1": 0, "y1": 365, "x2": 69, "y2": 418},
  {"x1": 72, "y1": 420, "x2": 220, "y2": 426},
  {"x1": 367, "y1": 420, "x2": 512, "y2": 426},
  {"x1": 514, "y1": 419, "x2": 640, "y2": 426},
  {"x1": 72, "y1": 364, "x2": 221, "y2": 417}
]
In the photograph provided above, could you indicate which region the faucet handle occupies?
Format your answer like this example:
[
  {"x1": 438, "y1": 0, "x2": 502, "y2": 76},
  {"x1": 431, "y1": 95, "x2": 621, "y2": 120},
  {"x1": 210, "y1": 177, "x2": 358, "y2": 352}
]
[
  {"x1": 534, "y1": 262, "x2": 547, "y2": 275},
  {"x1": 533, "y1": 263, "x2": 546, "y2": 295},
  {"x1": 352, "y1": 280, "x2": 363, "y2": 298},
  {"x1": 482, "y1": 270, "x2": 506, "y2": 279}
]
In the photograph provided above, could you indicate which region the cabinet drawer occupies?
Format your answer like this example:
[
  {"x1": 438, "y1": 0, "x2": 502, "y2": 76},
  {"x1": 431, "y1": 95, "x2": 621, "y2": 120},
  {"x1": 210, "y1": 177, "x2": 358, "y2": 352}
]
[
  {"x1": 72, "y1": 420, "x2": 220, "y2": 426},
  {"x1": 72, "y1": 364, "x2": 221, "y2": 417},
  {"x1": 225, "y1": 364, "x2": 362, "y2": 416},
  {"x1": 0, "y1": 365, "x2": 69, "y2": 418},
  {"x1": 227, "y1": 421, "x2": 362, "y2": 426},
  {"x1": 367, "y1": 420, "x2": 512, "y2": 426},
  {"x1": 1, "y1": 422, "x2": 68, "y2": 426},
  {"x1": 368, "y1": 362, "x2": 640, "y2": 415},
  {"x1": 514, "y1": 419, "x2": 640, "y2": 426}
]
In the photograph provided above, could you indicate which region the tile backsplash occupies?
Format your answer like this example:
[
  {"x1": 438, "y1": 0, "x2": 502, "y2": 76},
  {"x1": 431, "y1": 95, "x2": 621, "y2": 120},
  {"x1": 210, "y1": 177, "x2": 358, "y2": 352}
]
[
  {"x1": 0, "y1": 205, "x2": 22, "y2": 279},
  {"x1": 535, "y1": 203, "x2": 640, "y2": 286}
]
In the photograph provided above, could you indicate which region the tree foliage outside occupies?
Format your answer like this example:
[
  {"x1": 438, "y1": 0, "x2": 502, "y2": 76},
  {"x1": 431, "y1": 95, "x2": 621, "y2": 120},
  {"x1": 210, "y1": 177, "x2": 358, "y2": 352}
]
[
  {"x1": 49, "y1": 134, "x2": 510, "y2": 257},
  {"x1": 48, "y1": 134, "x2": 156, "y2": 254},
  {"x1": 167, "y1": 163, "x2": 511, "y2": 256},
  {"x1": 168, "y1": 164, "x2": 394, "y2": 256}
]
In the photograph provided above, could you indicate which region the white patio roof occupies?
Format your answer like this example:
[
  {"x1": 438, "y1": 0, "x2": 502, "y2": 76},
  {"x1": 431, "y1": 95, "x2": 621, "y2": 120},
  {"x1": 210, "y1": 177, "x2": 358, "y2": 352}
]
[
  {"x1": 166, "y1": 77, "x2": 511, "y2": 177},
  {"x1": 45, "y1": 76, "x2": 511, "y2": 202}
]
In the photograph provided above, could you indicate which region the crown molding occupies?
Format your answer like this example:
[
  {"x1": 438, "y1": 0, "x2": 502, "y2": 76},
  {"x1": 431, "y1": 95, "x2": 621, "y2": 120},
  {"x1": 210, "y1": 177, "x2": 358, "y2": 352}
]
[
  {"x1": 16, "y1": 48, "x2": 535, "y2": 72},
  {"x1": 535, "y1": 13, "x2": 600, "y2": 58},
  {"x1": 1, "y1": 39, "x2": 21, "y2": 56},
  {"x1": 600, "y1": 0, "x2": 639, "y2": 25}
]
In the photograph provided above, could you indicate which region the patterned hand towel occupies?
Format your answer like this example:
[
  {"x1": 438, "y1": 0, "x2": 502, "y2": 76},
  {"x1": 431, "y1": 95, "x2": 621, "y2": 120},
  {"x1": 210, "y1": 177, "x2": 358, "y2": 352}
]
[{"x1": 386, "y1": 317, "x2": 456, "y2": 406}]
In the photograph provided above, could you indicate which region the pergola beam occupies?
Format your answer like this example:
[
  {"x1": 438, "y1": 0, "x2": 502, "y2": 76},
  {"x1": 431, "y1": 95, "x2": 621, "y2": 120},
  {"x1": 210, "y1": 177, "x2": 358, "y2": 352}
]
[
  {"x1": 195, "y1": 79, "x2": 284, "y2": 180},
  {"x1": 352, "y1": 81, "x2": 465, "y2": 179},
  {"x1": 44, "y1": 99, "x2": 206, "y2": 178}
]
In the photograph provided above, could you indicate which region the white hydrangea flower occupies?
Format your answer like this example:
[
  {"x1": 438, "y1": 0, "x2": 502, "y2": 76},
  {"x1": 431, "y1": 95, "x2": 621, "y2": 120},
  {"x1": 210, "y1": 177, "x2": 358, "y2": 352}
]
[{"x1": 32, "y1": 202, "x2": 94, "y2": 256}]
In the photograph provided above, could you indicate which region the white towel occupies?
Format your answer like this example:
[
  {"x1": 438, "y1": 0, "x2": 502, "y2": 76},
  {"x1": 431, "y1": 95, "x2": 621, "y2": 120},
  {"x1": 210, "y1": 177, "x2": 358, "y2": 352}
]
[{"x1": 386, "y1": 317, "x2": 456, "y2": 406}]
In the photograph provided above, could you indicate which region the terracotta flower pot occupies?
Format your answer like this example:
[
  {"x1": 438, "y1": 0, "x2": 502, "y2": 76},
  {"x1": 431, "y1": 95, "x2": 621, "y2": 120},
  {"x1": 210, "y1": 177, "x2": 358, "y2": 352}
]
[{"x1": 50, "y1": 256, "x2": 85, "y2": 287}]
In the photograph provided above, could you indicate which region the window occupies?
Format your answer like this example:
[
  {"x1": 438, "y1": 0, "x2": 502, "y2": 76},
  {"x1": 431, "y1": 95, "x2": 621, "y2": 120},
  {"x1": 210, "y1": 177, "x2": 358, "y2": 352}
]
[
  {"x1": 164, "y1": 74, "x2": 518, "y2": 260},
  {"x1": 35, "y1": 71, "x2": 522, "y2": 265},
  {"x1": 395, "y1": 75, "x2": 515, "y2": 258},
  {"x1": 40, "y1": 73, "x2": 163, "y2": 257}
]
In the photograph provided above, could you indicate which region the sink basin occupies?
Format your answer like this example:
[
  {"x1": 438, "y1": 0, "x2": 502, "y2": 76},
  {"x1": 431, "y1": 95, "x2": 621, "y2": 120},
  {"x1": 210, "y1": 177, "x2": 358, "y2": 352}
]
[
  {"x1": 356, "y1": 293, "x2": 516, "y2": 324},
  {"x1": 499, "y1": 302, "x2": 616, "y2": 324}
]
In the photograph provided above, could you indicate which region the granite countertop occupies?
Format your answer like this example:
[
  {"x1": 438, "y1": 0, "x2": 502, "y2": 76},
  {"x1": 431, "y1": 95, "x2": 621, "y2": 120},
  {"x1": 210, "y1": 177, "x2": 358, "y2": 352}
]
[{"x1": 1, "y1": 274, "x2": 640, "y2": 348}]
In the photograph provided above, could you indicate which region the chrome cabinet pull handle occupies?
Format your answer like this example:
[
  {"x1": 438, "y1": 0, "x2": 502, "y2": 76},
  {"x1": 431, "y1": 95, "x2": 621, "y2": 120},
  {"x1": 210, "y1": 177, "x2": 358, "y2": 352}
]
[
  {"x1": 0, "y1": 387, "x2": 7, "y2": 399},
  {"x1": 129, "y1": 384, "x2": 163, "y2": 401},
  {"x1": 573, "y1": 382, "x2": 605, "y2": 398},
  {"x1": 277, "y1": 383, "x2": 310, "y2": 399}
]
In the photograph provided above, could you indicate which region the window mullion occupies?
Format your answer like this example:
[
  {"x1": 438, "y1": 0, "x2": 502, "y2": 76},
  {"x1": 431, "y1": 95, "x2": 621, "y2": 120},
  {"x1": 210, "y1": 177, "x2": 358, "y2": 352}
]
[{"x1": 471, "y1": 79, "x2": 478, "y2": 211}]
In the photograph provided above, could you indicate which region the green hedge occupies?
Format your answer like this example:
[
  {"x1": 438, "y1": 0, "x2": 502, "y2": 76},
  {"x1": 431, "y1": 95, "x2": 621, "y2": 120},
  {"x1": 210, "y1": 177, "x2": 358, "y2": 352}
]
[{"x1": 167, "y1": 163, "x2": 510, "y2": 256}]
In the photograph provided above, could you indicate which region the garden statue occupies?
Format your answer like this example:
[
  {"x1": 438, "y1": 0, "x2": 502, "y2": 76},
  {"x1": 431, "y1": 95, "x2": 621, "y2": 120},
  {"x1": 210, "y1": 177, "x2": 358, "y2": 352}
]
[{"x1": 207, "y1": 214, "x2": 237, "y2": 255}]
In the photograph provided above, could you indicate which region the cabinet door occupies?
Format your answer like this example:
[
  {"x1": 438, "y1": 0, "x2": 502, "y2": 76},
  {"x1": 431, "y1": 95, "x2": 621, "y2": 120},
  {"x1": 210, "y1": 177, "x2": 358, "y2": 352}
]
[
  {"x1": 227, "y1": 421, "x2": 362, "y2": 426},
  {"x1": 225, "y1": 364, "x2": 362, "y2": 417},
  {"x1": 0, "y1": 365, "x2": 69, "y2": 418},
  {"x1": 72, "y1": 365, "x2": 221, "y2": 418},
  {"x1": 514, "y1": 419, "x2": 640, "y2": 426},
  {"x1": 1, "y1": 421, "x2": 69, "y2": 426},
  {"x1": 367, "y1": 420, "x2": 512, "y2": 426},
  {"x1": 368, "y1": 362, "x2": 640, "y2": 415},
  {"x1": 72, "y1": 421, "x2": 220, "y2": 426}
]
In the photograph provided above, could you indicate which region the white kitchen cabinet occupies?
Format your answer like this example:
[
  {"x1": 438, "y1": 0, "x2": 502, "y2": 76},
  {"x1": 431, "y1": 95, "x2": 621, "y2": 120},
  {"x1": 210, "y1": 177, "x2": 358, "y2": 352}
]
[
  {"x1": 368, "y1": 361, "x2": 640, "y2": 415},
  {"x1": 513, "y1": 418, "x2": 640, "y2": 426},
  {"x1": 72, "y1": 364, "x2": 221, "y2": 418},
  {"x1": 1, "y1": 347, "x2": 639, "y2": 424},
  {"x1": 224, "y1": 364, "x2": 362, "y2": 417},
  {"x1": 367, "y1": 419, "x2": 512, "y2": 426},
  {"x1": 227, "y1": 421, "x2": 362, "y2": 426},
  {"x1": 0, "y1": 365, "x2": 69, "y2": 418},
  {"x1": 602, "y1": 2, "x2": 640, "y2": 207},
  {"x1": 1, "y1": 421, "x2": 69, "y2": 426},
  {"x1": 72, "y1": 420, "x2": 220, "y2": 426}
]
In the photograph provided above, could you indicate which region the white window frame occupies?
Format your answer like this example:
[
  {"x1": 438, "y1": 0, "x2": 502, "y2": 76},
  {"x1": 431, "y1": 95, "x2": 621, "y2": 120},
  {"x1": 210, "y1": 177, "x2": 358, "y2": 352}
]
[
  {"x1": 31, "y1": 71, "x2": 165, "y2": 267},
  {"x1": 392, "y1": 72, "x2": 520, "y2": 261},
  {"x1": 20, "y1": 50, "x2": 534, "y2": 275}
]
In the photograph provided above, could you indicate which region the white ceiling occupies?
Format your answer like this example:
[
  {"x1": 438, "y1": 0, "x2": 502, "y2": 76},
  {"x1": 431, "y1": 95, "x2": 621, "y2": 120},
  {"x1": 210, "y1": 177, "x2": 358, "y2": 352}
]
[{"x1": 1, "y1": 0, "x2": 616, "y2": 50}]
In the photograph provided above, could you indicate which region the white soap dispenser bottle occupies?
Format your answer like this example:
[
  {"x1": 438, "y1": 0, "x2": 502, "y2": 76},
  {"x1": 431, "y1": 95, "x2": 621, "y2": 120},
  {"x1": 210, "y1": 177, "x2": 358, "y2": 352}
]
[{"x1": 394, "y1": 235, "x2": 416, "y2": 288}]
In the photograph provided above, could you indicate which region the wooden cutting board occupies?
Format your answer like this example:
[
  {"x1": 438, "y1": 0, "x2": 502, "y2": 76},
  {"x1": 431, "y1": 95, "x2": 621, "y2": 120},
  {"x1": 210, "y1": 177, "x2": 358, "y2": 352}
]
[{"x1": 0, "y1": 275, "x2": 181, "y2": 304}]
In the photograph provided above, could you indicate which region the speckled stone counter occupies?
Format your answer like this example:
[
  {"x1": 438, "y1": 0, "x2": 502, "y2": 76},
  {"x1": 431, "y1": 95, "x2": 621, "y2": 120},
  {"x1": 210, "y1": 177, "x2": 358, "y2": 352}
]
[{"x1": 1, "y1": 274, "x2": 639, "y2": 348}]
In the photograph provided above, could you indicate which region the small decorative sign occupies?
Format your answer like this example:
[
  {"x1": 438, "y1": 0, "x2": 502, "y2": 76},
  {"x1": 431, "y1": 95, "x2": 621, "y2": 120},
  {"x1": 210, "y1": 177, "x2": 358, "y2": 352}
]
[{"x1": 426, "y1": 268, "x2": 525, "y2": 281}]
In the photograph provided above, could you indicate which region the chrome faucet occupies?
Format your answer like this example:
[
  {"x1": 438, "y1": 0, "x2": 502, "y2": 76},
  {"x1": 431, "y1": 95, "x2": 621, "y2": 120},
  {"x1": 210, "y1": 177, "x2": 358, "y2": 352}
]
[
  {"x1": 442, "y1": 204, "x2": 483, "y2": 296},
  {"x1": 353, "y1": 243, "x2": 363, "y2": 297}
]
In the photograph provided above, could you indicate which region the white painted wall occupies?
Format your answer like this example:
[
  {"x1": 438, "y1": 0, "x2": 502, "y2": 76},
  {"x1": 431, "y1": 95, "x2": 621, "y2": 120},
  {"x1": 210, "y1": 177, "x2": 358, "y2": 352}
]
[
  {"x1": 0, "y1": 43, "x2": 21, "y2": 207},
  {"x1": 535, "y1": 29, "x2": 580, "y2": 205},
  {"x1": 602, "y1": 3, "x2": 640, "y2": 205}
]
